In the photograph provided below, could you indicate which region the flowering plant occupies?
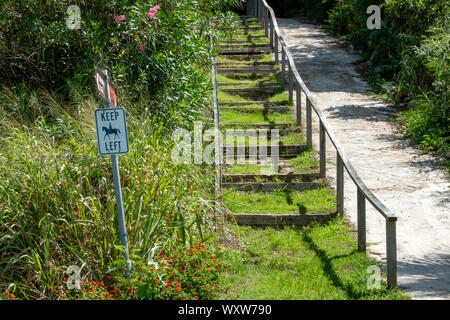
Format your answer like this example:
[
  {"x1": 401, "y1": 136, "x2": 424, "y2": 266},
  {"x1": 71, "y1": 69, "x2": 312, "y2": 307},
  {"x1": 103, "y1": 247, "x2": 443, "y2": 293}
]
[
  {"x1": 49, "y1": 242, "x2": 227, "y2": 300},
  {"x1": 130, "y1": 242, "x2": 226, "y2": 300}
]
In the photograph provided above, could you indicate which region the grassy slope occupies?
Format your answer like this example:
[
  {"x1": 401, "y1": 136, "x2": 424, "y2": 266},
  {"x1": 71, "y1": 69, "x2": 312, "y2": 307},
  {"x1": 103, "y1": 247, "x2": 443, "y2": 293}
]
[{"x1": 218, "y1": 217, "x2": 409, "y2": 300}]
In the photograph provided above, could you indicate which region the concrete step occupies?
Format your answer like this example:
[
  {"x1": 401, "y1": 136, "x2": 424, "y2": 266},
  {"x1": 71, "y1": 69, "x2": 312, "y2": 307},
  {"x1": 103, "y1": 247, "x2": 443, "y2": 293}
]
[
  {"x1": 220, "y1": 101, "x2": 289, "y2": 106},
  {"x1": 222, "y1": 154, "x2": 300, "y2": 163},
  {"x1": 220, "y1": 54, "x2": 267, "y2": 61},
  {"x1": 223, "y1": 172, "x2": 320, "y2": 183},
  {"x1": 218, "y1": 81, "x2": 279, "y2": 86},
  {"x1": 222, "y1": 144, "x2": 307, "y2": 156},
  {"x1": 219, "y1": 44, "x2": 271, "y2": 50},
  {"x1": 220, "y1": 40, "x2": 269, "y2": 45},
  {"x1": 220, "y1": 86, "x2": 284, "y2": 100},
  {"x1": 228, "y1": 212, "x2": 336, "y2": 227},
  {"x1": 222, "y1": 181, "x2": 323, "y2": 192},
  {"x1": 219, "y1": 47, "x2": 272, "y2": 55},
  {"x1": 221, "y1": 122, "x2": 295, "y2": 129},
  {"x1": 218, "y1": 66, "x2": 278, "y2": 74},
  {"x1": 217, "y1": 61, "x2": 275, "y2": 66},
  {"x1": 220, "y1": 105, "x2": 292, "y2": 114}
]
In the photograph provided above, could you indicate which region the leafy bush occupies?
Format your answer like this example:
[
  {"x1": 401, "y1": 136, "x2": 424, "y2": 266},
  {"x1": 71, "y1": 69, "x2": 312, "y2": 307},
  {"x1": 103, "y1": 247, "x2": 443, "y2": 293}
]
[
  {"x1": 268, "y1": 0, "x2": 338, "y2": 21},
  {"x1": 327, "y1": 0, "x2": 356, "y2": 35},
  {"x1": 399, "y1": 16, "x2": 449, "y2": 159},
  {"x1": 0, "y1": 0, "x2": 241, "y2": 125}
]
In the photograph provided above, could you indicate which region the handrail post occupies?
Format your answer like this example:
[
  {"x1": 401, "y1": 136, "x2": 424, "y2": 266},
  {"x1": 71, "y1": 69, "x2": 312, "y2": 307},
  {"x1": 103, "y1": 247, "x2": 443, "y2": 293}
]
[
  {"x1": 386, "y1": 220, "x2": 397, "y2": 288},
  {"x1": 320, "y1": 122, "x2": 326, "y2": 178},
  {"x1": 269, "y1": 16, "x2": 274, "y2": 49},
  {"x1": 357, "y1": 188, "x2": 366, "y2": 252},
  {"x1": 295, "y1": 82, "x2": 301, "y2": 124},
  {"x1": 258, "y1": 0, "x2": 262, "y2": 21},
  {"x1": 336, "y1": 153, "x2": 344, "y2": 215},
  {"x1": 306, "y1": 97, "x2": 312, "y2": 149},
  {"x1": 288, "y1": 64, "x2": 293, "y2": 103},
  {"x1": 281, "y1": 47, "x2": 286, "y2": 81},
  {"x1": 264, "y1": 8, "x2": 268, "y2": 37},
  {"x1": 274, "y1": 33, "x2": 279, "y2": 64}
]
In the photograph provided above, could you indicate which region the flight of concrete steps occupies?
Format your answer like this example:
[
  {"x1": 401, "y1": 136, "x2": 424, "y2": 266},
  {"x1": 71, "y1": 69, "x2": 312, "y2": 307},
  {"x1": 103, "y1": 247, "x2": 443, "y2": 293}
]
[{"x1": 217, "y1": 17, "x2": 337, "y2": 227}]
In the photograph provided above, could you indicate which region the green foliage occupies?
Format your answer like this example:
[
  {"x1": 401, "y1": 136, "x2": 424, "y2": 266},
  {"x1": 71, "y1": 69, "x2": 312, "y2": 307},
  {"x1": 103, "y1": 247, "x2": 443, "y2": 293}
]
[
  {"x1": 217, "y1": 11, "x2": 240, "y2": 41},
  {"x1": 0, "y1": 0, "x2": 239, "y2": 125},
  {"x1": 0, "y1": 91, "x2": 219, "y2": 298},
  {"x1": 0, "y1": 0, "x2": 245, "y2": 299},
  {"x1": 269, "y1": 0, "x2": 338, "y2": 21},
  {"x1": 397, "y1": 16, "x2": 449, "y2": 160},
  {"x1": 327, "y1": 0, "x2": 356, "y2": 35}
]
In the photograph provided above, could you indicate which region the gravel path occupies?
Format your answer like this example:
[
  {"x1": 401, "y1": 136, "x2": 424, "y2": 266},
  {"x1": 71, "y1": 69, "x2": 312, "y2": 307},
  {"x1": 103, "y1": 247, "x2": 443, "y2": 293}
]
[{"x1": 277, "y1": 18, "x2": 450, "y2": 300}]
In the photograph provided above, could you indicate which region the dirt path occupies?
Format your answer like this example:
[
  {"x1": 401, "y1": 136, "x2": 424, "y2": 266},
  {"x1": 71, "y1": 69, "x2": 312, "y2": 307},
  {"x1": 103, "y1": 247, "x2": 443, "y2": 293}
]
[{"x1": 277, "y1": 18, "x2": 450, "y2": 300}]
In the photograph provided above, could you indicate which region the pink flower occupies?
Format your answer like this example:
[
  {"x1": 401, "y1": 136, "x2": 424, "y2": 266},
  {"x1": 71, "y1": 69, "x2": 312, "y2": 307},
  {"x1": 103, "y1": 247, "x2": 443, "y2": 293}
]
[
  {"x1": 147, "y1": 4, "x2": 159, "y2": 18},
  {"x1": 138, "y1": 41, "x2": 147, "y2": 52},
  {"x1": 115, "y1": 15, "x2": 126, "y2": 23}
]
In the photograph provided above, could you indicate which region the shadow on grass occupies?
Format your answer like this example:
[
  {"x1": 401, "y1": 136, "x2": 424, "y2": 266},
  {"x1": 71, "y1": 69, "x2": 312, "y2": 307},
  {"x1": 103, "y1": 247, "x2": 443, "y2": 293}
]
[
  {"x1": 283, "y1": 189, "x2": 307, "y2": 214},
  {"x1": 301, "y1": 229, "x2": 393, "y2": 299}
]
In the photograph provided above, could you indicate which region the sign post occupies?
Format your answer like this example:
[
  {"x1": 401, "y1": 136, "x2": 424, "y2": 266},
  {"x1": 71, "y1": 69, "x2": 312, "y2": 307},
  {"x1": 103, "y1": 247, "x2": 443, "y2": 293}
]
[{"x1": 95, "y1": 69, "x2": 131, "y2": 277}]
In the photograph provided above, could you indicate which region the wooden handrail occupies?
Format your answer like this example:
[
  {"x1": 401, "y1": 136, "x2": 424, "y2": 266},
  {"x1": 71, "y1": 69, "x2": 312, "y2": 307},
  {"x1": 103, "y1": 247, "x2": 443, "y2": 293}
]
[
  {"x1": 210, "y1": 32, "x2": 222, "y2": 192},
  {"x1": 257, "y1": 0, "x2": 397, "y2": 287}
]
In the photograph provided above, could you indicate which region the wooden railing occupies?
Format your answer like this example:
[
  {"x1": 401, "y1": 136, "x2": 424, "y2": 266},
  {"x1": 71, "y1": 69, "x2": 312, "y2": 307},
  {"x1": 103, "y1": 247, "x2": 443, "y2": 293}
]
[
  {"x1": 250, "y1": 0, "x2": 398, "y2": 288},
  {"x1": 210, "y1": 33, "x2": 222, "y2": 193}
]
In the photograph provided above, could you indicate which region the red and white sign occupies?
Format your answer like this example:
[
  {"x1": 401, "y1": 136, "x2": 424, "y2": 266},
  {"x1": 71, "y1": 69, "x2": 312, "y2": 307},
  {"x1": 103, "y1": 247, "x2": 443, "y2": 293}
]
[{"x1": 95, "y1": 69, "x2": 118, "y2": 107}]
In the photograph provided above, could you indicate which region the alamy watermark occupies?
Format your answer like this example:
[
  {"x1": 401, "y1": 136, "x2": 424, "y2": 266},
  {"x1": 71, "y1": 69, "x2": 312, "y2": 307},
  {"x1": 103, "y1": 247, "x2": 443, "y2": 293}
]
[
  {"x1": 66, "y1": 5, "x2": 81, "y2": 30},
  {"x1": 366, "y1": 5, "x2": 381, "y2": 30},
  {"x1": 66, "y1": 265, "x2": 82, "y2": 290},
  {"x1": 171, "y1": 122, "x2": 280, "y2": 173},
  {"x1": 367, "y1": 265, "x2": 381, "y2": 289}
]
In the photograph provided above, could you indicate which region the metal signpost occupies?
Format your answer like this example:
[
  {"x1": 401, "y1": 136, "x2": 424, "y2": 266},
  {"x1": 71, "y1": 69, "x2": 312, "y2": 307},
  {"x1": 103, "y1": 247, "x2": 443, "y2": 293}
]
[{"x1": 95, "y1": 69, "x2": 131, "y2": 277}]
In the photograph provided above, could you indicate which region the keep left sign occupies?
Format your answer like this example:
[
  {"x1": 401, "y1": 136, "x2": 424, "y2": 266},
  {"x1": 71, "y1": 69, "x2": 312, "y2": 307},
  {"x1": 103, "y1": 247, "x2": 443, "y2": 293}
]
[{"x1": 95, "y1": 107, "x2": 129, "y2": 155}]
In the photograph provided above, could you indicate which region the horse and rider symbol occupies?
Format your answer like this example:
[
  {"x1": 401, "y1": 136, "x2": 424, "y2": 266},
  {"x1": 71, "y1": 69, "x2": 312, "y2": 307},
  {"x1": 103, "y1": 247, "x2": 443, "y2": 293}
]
[{"x1": 102, "y1": 123, "x2": 121, "y2": 140}]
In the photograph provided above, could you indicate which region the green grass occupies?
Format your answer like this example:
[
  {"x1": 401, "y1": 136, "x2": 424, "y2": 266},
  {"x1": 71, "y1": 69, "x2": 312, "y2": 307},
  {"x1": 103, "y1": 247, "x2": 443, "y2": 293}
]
[
  {"x1": 290, "y1": 150, "x2": 320, "y2": 173},
  {"x1": 219, "y1": 90, "x2": 251, "y2": 103},
  {"x1": 223, "y1": 188, "x2": 336, "y2": 214},
  {"x1": 217, "y1": 72, "x2": 281, "y2": 84},
  {"x1": 281, "y1": 132, "x2": 306, "y2": 145},
  {"x1": 217, "y1": 53, "x2": 273, "y2": 64},
  {"x1": 220, "y1": 82, "x2": 283, "y2": 89},
  {"x1": 219, "y1": 39, "x2": 269, "y2": 46},
  {"x1": 220, "y1": 109, "x2": 294, "y2": 124},
  {"x1": 224, "y1": 162, "x2": 279, "y2": 174},
  {"x1": 268, "y1": 92, "x2": 290, "y2": 102},
  {"x1": 217, "y1": 216, "x2": 409, "y2": 300}
]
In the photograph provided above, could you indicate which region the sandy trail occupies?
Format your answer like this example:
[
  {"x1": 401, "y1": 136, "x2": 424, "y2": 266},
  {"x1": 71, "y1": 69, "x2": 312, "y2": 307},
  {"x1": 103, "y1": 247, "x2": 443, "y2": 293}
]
[{"x1": 277, "y1": 18, "x2": 450, "y2": 299}]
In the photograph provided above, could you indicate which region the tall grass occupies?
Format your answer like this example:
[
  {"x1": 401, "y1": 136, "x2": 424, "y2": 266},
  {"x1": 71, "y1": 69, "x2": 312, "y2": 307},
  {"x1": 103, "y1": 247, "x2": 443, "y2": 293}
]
[{"x1": 0, "y1": 88, "x2": 217, "y2": 299}]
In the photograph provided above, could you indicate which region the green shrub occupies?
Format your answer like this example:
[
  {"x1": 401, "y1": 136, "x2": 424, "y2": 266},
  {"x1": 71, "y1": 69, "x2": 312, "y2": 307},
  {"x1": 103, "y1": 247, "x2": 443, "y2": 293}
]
[
  {"x1": 0, "y1": 0, "x2": 240, "y2": 125},
  {"x1": 398, "y1": 16, "x2": 449, "y2": 159}
]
